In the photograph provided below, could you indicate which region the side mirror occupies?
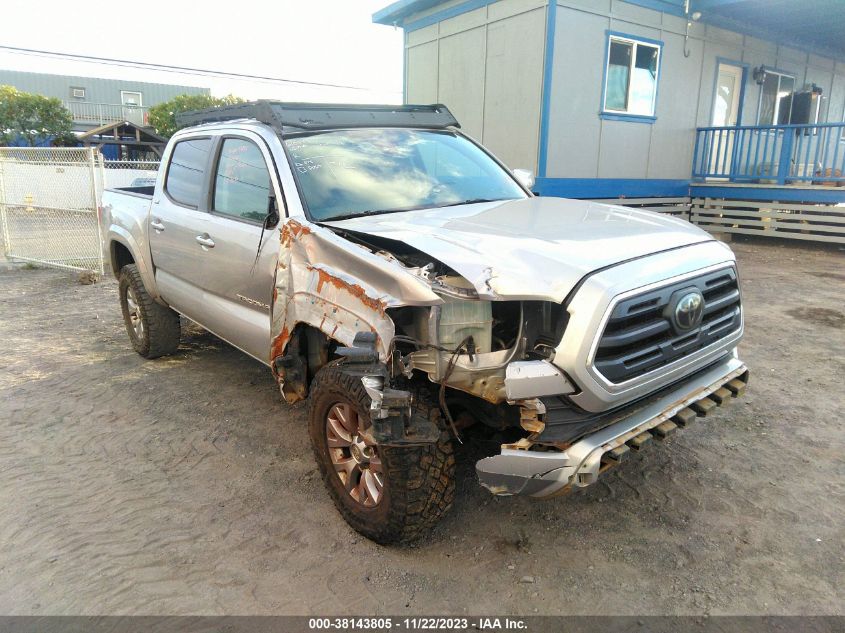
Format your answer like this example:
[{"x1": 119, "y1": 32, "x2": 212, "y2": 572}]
[
  {"x1": 513, "y1": 168, "x2": 535, "y2": 191},
  {"x1": 265, "y1": 193, "x2": 280, "y2": 228}
]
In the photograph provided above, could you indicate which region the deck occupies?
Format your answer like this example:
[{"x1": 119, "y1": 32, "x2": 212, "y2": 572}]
[{"x1": 692, "y1": 122, "x2": 845, "y2": 186}]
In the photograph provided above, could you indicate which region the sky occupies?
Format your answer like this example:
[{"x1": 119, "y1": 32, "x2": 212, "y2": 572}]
[{"x1": 0, "y1": 0, "x2": 404, "y2": 103}]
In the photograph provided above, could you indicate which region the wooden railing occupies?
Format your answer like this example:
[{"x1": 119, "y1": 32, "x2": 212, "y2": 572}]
[
  {"x1": 63, "y1": 101, "x2": 151, "y2": 127},
  {"x1": 692, "y1": 123, "x2": 845, "y2": 186}
]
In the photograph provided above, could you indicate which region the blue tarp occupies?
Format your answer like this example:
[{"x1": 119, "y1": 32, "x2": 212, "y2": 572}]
[{"x1": 5, "y1": 134, "x2": 56, "y2": 147}]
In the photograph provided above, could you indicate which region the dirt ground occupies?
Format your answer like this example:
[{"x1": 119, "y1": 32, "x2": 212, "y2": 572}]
[{"x1": 1, "y1": 238, "x2": 843, "y2": 616}]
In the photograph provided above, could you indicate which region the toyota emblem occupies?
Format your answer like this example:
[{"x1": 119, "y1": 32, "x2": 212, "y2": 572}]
[{"x1": 674, "y1": 291, "x2": 705, "y2": 330}]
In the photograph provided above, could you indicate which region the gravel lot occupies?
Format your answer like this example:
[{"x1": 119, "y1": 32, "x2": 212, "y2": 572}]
[{"x1": 1, "y1": 239, "x2": 843, "y2": 616}]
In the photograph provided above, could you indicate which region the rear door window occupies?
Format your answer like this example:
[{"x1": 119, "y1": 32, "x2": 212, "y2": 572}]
[{"x1": 165, "y1": 138, "x2": 212, "y2": 208}]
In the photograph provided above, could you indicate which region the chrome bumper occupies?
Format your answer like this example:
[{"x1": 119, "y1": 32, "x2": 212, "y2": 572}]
[{"x1": 476, "y1": 354, "x2": 749, "y2": 498}]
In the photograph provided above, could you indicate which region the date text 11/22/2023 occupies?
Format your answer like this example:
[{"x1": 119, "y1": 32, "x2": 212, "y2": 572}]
[{"x1": 307, "y1": 617, "x2": 528, "y2": 630}]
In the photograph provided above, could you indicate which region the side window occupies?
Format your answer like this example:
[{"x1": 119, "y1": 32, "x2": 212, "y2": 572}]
[
  {"x1": 212, "y1": 138, "x2": 271, "y2": 222},
  {"x1": 165, "y1": 138, "x2": 212, "y2": 208},
  {"x1": 603, "y1": 33, "x2": 662, "y2": 118}
]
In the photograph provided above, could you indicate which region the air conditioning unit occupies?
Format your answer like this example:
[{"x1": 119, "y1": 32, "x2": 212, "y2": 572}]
[
  {"x1": 778, "y1": 89, "x2": 822, "y2": 125},
  {"x1": 71, "y1": 87, "x2": 86, "y2": 99}
]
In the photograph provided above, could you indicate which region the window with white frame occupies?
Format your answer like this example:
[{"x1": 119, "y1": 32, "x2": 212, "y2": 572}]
[
  {"x1": 603, "y1": 34, "x2": 662, "y2": 118},
  {"x1": 757, "y1": 70, "x2": 795, "y2": 125},
  {"x1": 120, "y1": 91, "x2": 143, "y2": 107}
]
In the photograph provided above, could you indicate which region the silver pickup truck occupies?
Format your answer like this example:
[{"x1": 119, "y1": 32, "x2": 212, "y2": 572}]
[{"x1": 102, "y1": 101, "x2": 748, "y2": 543}]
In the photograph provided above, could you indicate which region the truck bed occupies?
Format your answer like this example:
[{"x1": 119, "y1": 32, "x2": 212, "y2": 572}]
[
  {"x1": 107, "y1": 185, "x2": 155, "y2": 198},
  {"x1": 101, "y1": 186, "x2": 156, "y2": 282}
]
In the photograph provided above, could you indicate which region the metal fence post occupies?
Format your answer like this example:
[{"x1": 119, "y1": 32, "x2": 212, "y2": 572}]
[
  {"x1": 88, "y1": 147, "x2": 105, "y2": 275},
  {"x1": 94, "y1": 150, "x2": 105, "y2": 200},
  {"x1": 0, "y1": 151, "x2": 9, "y2": 258}
]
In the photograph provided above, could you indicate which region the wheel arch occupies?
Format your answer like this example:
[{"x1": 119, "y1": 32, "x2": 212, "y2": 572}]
[
  {"x1": 110, "y1": 240, "x2": 134, "y2": 276},
  {"x1": 270, "y1": 320, "x2": 344, "y2": 403},
  {"x1": 107, "y1": 229, "x2": 159, "y2": 301}
]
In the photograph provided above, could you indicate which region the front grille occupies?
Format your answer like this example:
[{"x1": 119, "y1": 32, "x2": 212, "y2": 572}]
[{"x1": 593, "y1": 267, "x2": 741, "y2": 383}]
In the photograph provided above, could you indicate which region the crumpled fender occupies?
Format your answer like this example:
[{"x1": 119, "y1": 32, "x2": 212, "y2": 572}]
[{"x1": 270, "y1": 218, "x2": 443, "y2": 389}]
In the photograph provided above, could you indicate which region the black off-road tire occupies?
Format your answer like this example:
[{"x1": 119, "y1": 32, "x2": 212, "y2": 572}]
[
  {"x1": 118, "y1": 264, "x2": 181, "y2": 359},
  {"x1": 308, "y1": 366, "x2": 456, "y2": 544}
]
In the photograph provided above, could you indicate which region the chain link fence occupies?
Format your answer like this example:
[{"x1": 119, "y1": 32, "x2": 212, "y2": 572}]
[
  {"x1": 0, "y1": 147, "x2": 104, "y2": 274},
  {"x1": 0, "y1": 150, "x2": 162, "y2": 274}
]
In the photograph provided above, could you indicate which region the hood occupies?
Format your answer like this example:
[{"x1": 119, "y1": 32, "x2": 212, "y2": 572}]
[{"x1": 323, "y1": 196, "x2": 713, "y2": 303}]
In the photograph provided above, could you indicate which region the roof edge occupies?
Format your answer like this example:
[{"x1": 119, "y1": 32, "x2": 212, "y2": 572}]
[{"x1": 373, "y1": 0, "x2": 446, "y2": 25}]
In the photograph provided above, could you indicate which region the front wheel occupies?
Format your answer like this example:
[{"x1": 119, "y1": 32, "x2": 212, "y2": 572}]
[
  {"x1": 308, "y1": 367, "x2": 455, "y2": 544},
  {"x1": 118, "y1": 264, "x2": 181, "y2": 359}
]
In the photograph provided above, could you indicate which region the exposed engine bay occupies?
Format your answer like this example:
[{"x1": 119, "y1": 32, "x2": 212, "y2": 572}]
[{"x1": 319, "y1": 225, "x2": 573, "y2": 444}]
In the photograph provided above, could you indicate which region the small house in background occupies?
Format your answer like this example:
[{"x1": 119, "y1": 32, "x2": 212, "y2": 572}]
[
  {"x1": 0, "y1": 69, "x2": 209, "y2": 133},
  {"x1": 374, "y1": 0, "x2": 845, "y2": 244},
  {"x1": 78, "y1": 121, "x2": 168, "y2": 160}
]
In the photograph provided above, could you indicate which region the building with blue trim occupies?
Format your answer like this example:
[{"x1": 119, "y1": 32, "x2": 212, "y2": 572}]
[{"x1": 373, "y1": 0, "x2": 845, "y2": 209}]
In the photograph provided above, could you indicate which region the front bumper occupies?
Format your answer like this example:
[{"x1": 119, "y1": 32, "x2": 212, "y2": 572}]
[{"x1": 476, "y1": 354, "x2": 748, "y2": 498}]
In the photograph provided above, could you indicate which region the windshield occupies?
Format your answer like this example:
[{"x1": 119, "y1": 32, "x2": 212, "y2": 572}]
[{"x1": 284, "y1": 129, "x2": 527, "y2": 221}]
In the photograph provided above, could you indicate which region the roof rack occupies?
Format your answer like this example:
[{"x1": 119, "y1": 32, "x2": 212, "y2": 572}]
[{"x1": 174, "y1": 100, "x2": 460, "y2": 133}]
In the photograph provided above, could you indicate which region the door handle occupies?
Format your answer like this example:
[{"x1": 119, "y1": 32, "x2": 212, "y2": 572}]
[
  {"x1": 195, "y1": 234, "x2": 215, "y2": 248},
  {"x1": 150, "y1": 219, "x2": 165, "y2": 231}
]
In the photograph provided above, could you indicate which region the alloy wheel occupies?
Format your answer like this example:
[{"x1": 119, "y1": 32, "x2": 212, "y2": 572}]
[
  {"x1": 126, "y1": 286, "x2": 144, "y2": 341},
  {"x1": 325, "y1": 403, "x2": 384, "y2": 507}
]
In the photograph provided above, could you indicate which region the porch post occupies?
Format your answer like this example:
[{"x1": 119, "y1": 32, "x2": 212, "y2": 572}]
[{"x1": 776, "y1": 128, "x2": 795, "y2": 186}]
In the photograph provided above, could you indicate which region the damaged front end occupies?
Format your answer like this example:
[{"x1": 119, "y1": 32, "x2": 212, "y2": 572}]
[
  {"x1": 268, "y1": 215, "x2": 578, "y2": 458},
  {"x1": 270, "y1": 218, "x2": 573, "y2": 420},
  {"x1": 269, "y1": 218, "x2": 442, "y2": 404},
  {"x1": 270, "y1": 214, "x2": 749, "y2": 501}
]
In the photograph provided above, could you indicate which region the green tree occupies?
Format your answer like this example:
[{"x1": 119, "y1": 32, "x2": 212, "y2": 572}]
[
  {"x1": 0, "y1": 85, "x2": 75, "y2": 146},
  {"x1": 148, "y1": 93, "x2": 244, "y2": 138}
]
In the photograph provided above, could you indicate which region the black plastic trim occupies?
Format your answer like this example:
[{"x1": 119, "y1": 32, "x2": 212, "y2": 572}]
[
  {"x1": 175, "y1": 101, "x2": 460, "y2": 133},
  {"x1": 594, "y1": 267, "x2": 742, "y2": 383}
]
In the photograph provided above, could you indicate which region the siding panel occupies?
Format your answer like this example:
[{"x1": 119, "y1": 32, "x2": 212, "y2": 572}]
[
  {"x1": 406, "y1": 41, "x2": 440, "y2": 103},
  {"x1": 598, "y1": 120, "x2": 651, "y2": 178},
  {"x1": 546, "y1": 7, "x2": 606, "y2": 177},
  {"x1": 482, "y1": 8, "x2": 546, "y2": 169},
  {"x1": 648, "y1": 32, "x2": 703, "y2": 179},
  {"x1": 438, "y1": 27, "x2": 487, "y2": 139}
]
